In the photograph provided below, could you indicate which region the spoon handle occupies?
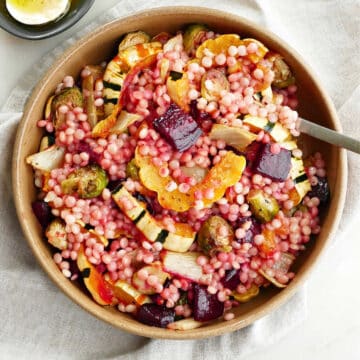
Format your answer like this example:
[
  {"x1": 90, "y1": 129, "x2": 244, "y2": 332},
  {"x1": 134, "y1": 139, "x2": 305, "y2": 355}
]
[{"x1": 299, "y1": 118, "x2": 360, "y2": 154}]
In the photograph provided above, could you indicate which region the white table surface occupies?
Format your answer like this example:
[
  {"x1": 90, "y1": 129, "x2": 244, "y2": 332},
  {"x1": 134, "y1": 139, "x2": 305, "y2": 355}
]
[{"x1": 1, "y1": 2, "x2": 359, "y2": 359}]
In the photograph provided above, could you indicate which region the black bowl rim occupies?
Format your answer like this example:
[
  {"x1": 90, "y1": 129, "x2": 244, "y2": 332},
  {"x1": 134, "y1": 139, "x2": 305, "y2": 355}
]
[{"x1": 0, "y1": 0, "x2": 95, "y2": 40}]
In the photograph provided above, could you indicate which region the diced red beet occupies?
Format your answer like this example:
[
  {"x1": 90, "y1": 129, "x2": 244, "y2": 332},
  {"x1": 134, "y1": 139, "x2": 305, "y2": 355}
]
[
  {"x1": 253, "y1": 143, "x2": 291, "y2": 182},
  {"x1": 193, "y1": 284, "x2": 224, "y2": 322},
  {"x1": 245, "y1": 141, "x2": 264, "y2": 165},
  {"x1": 76, "y1": 141, "x2": 101, "y2": 165},
  {"x1": 189, "y1": 100, "x2": 211, "y2": 127},
  {"x1": 32, "y1": 200, "x2": 53, "y2": 229},
  {"x1": 221, "y1": 269, "x2": 240, "y2": 290},
  {"x1": 307, "y1": 176, "x2": 330, "y2": 204},
  {"x1": 236, "y1": 217, "x2": 261, "y2": 244},
  {"x1": 136, "y1": 303, "x2": 175, "y2": 328},
  {"x1": 153, "y1": 103, "x2": 203, "y2": 152}
]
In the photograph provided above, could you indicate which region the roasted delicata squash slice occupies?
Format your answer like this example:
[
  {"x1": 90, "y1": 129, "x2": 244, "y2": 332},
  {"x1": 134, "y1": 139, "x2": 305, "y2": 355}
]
[
  {"x1": 196, "y1": 34, "x2": 242, "y2": 58},
  {"x1": 136, "y1": 148, "x2": 246, "y2": 212},
  {"x1": 103, "y1": 42, "x2": 162, "y2": 115},
  {"x1": 93, "y1": 53, "x2": 159, "y2": 138},
  {"x1": 166, "y1": 72, "x2": 190, "y2": 112},
  {"x1": 288, "y1": 157, "x2": 311, "y2": 206},
  {"x1": 243, "y1": 115, "x2": 290, "y2": 143},
  {"x1": 77, "y1": 245, "x2": 115, "y2": 305},
  {"x1": 241, "y1": 38, "x2": 269, "y2": 63},
  {"x1": 112, "y1": 185, "x2": 196, "y2": 252}
]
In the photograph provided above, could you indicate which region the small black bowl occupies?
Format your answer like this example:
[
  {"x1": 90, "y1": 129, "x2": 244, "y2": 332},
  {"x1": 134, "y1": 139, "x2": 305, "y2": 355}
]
[{"x1": 0, "y1": 0, "x2": 95, "y2": 40}]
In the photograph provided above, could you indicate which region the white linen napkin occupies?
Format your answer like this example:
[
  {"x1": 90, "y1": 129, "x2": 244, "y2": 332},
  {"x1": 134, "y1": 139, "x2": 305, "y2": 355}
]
[{"x1": 0, "y1": 1, "x2": 359, "y2": 359}]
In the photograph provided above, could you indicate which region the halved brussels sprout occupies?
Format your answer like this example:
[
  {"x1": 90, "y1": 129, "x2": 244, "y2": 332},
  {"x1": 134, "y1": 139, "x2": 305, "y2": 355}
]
[
  {"x1": 46, "y1": 218, "x2": 67, "y2": 250},
  {"x1": 201, "y1": 69, "x2": 230, "y2": 101},
  {"x1": 51, "y1": 87, "x2": 83, "y2": 129},
  {"x1": 118, "y1": 31, "x2": 151, "y2": 52},
  {"x1": 61, "y1": 164, "x2": 108, "y2": 199},
  {"x1": 197, "y1": 215, "x2": 234, "y2": 255},
  {"x1": 247, "y1": 189, "x2": 279, "y2": 223},
  {"x1": 271, "y1": 54, "x2": 295, "y2": 89},
  {"x1": 183, "y1": 23, "x2": 208, "y2": 54}
]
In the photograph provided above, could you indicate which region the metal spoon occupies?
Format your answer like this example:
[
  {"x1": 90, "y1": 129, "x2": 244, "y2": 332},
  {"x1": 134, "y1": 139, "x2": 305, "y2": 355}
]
[{"x1": 299, "y1": 118, "x2": 360, "y2": 154}]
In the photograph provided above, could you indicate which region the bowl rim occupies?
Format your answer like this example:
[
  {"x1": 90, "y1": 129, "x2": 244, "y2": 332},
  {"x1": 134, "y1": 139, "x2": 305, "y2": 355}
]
[
  {"x1": 12, "y1": 6, "x2": 347, "y2": 339},
  {"x1": 0, "y1": 0, "x2": 95, "y2": 40}
]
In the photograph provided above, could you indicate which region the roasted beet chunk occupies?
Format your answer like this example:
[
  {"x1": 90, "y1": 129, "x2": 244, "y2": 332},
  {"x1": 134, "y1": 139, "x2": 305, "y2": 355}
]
[
  {"x1": 32, "y1": 200, "x2": 53, "y2": 229},
  {"x1": 245, "y1": 141, "x2": 263, "y2": 165},
  {"x1": 221, "y1": 269, "x2": 240, "y2": 290},
  {"x1": 136, "y1": 303, "x2": 175, "y2": 328},
  {"x1": 193, "y1": 284, "x2": 224, "y2": 322},
  {"x1": 236, "y1": 217, "x2": 261, "y2": 244},
  {"x1": 153, "y1": 103, "x2": 203, "y2": 152},
  {"x1": 308, "y1": 176, "x2": 330, "y2": 204},
  {"x1": 253, "y1": 143, "x2": 291, "y2": 181},
  {"x1": 76, "y1": 141, "x2": 101, "y2": 165}
]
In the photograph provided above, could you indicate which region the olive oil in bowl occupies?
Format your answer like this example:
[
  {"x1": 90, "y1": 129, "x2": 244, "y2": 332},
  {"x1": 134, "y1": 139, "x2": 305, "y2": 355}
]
[{"x1": 6, "y1": 0, "x2": 71, "y2": 25}]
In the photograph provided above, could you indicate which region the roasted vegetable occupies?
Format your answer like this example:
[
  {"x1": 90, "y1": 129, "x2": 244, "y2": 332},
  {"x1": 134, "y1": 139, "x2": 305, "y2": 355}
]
[
  {"x1": 118, "y1": 31, "x2": 151, "y2": 52},
  {"x1": 193, "y1": 284, "x2": 224, "y2": 322},
  {"x1": 241, "y1": 38, "x2": 269, "y2": 63},
  {"x1": 110, "y1": 110, "x2": 142, "y2": 134},
  {"x1": 247, "y1": 189, "x2": 279, "y2": 223},
  {"x1": 32, "y1": 200, "x2": 53, "y2": 229},
  {"x1": 93, "y1": 54, "x2": 159, "y2": 138},
  {"x1": 201, "y1": 69, "x2": 230, "y2": 101},
  {"x1": 52, "y1": 87, "x2": 83, "y2": 129},
  {"x1": 103, "y1": 42, "x2": 162, "y2": 115},
  {"x1": 243, "y1": 115, "x2": 290, "y2": 143},
  {"x1": 26, "y1": 145, "x2": 65, "y2": 172},
  {"x1": 161, "y1": 251, "x2": 207, "y2": 282},
  {"x1": 196, "y1": 34, "x2": 242, "y2": 58},
  {"x1": 136, "y1": 148, "x2": 246, "y2": 212},
  {"x1": 82, "y1": 73, "x2": 97, "y2": 128},
  {"x1": 258, "y1": 228, "x2": 277, "y2": 256},
  {"x1": 39, "y1": 134, "x2": 55, "y2": 152},
  {"x1": 126, "y1": 158, "x2": 140, "y2": 180},
  {"x1": 167, "y1": 317, "x2": 205, "y2": 330},
  {"x1": 45, "y1": 218, "x2": 68, "y2": 250},
  {"x1": 112, "y1": 185, "x2": 196, "y2": 252},
  {"x1": 270, "y1": 54, "x2": 295, "y2": 89},
  {"x1": 153, "y1": 103, "x2": 203, "y2": 152},
  {"x1": 61, "y1": 164, "x2": 108, "y2": 199},
  {"x1": 110, "y1": 279, "x2": 151, "y2": 305},
  {"x1": 132, "y1": 263, "x2": 169, "y2": 295},
  {"x1": 259, "y1": 252, "x2": 295, "y2": 288},
  {"x1": 180, "y1": 166, "x2": 208, "y2": 183},
  {"x1": 252, "y1": 143, "x2": 292, "y2": 182},
  {"x1": 166, "y1": 73, "x2": 191, "y2": 112},
  {"x1": 209, "y1": 124, "x2": 257, "y2": 152},
  {"x1": 183, "y1": 23, "x2": 208, "y2": 54},
  {"x1": 232, "y1": 284, "x2": 259, "y2": 302},
  {"x1": 77, "y1": 246, "x2": 115, "y2": 305},
  {"x1": 288, "y1": 157, "x2": 311, "y2": 206},
  {"x1": 197, "y1": 215, "x2": 233, "y2": 255},
  {"x1": 136, "y1": 303, "x2": 175, "y2": 328}
]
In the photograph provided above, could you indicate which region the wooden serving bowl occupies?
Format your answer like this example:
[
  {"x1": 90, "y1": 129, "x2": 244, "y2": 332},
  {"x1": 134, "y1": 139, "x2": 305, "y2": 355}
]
[{"x1": 12, "y1": 7, "x2": 347, "y2": 339}]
